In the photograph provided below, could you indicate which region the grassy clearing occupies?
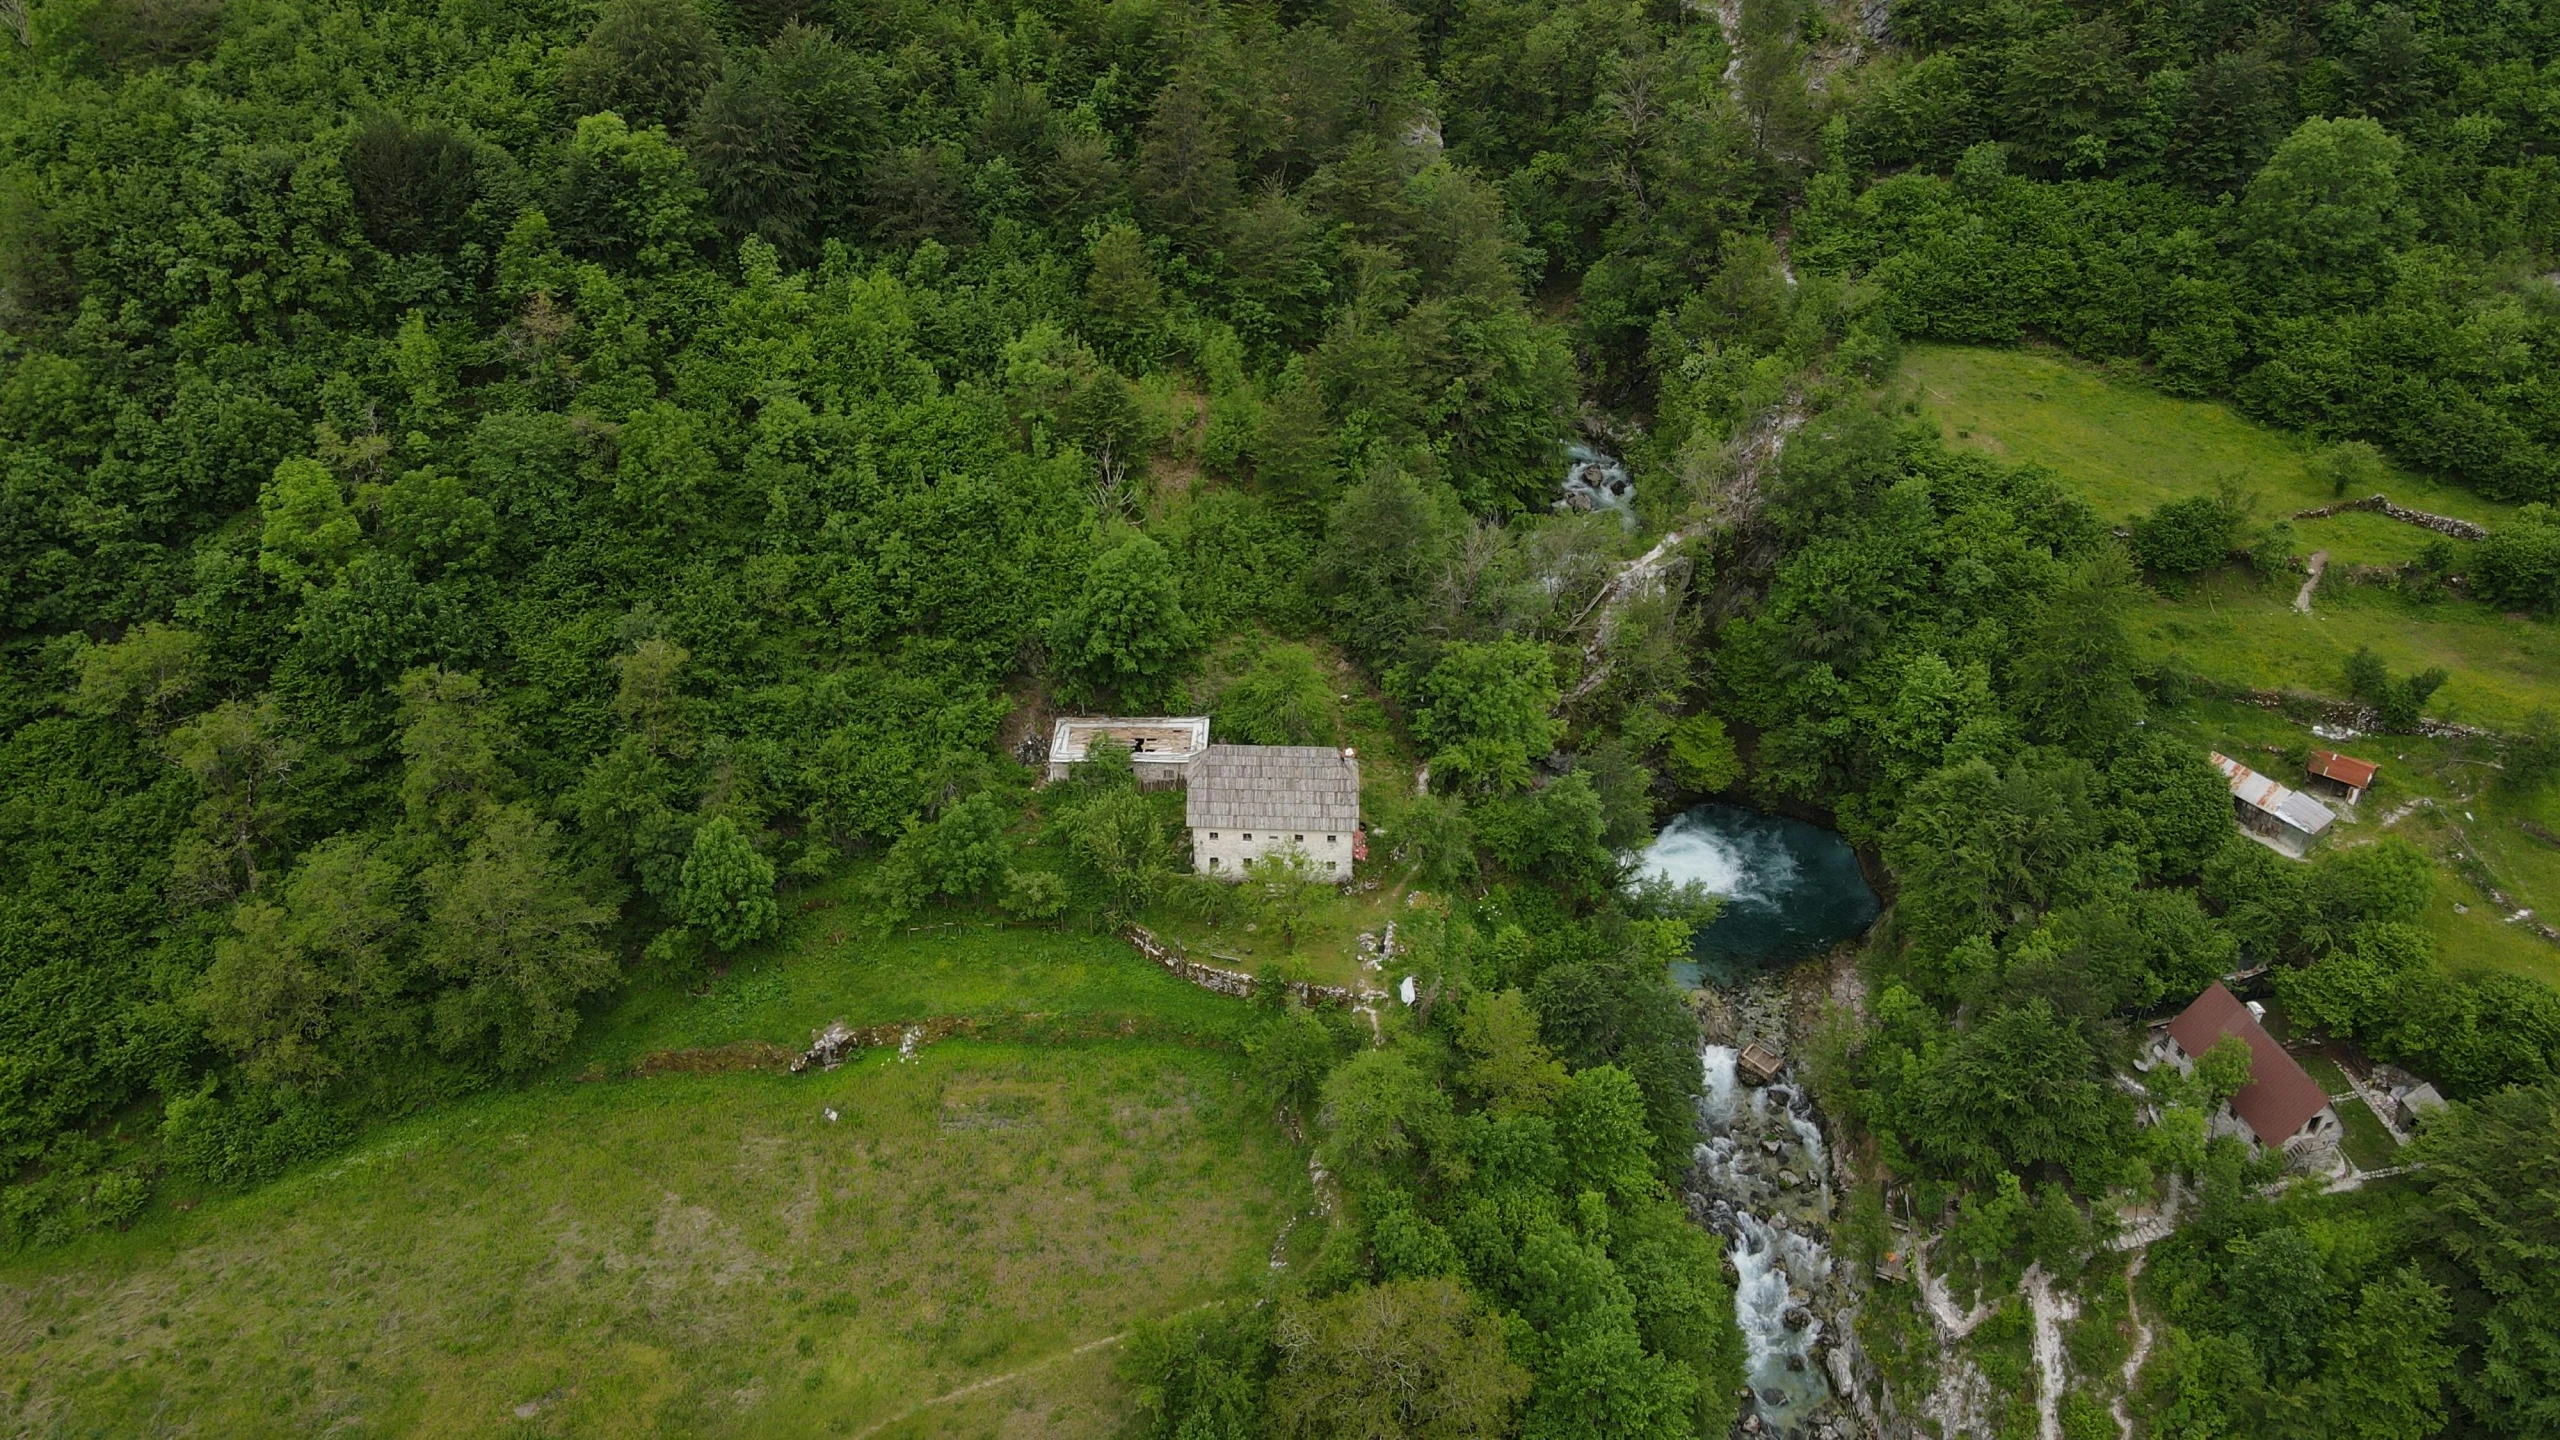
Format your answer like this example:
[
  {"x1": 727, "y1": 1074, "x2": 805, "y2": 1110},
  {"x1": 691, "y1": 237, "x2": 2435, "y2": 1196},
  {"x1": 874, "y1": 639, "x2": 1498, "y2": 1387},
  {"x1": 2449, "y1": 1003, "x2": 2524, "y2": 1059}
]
[
  {"x1": 2138, "y1": 573, "x2": 2560, "y2": 734},
  {"x1": 578, "y1": 884, "x2": 1257, "y2": 1075},
  {"x1": 1896, "y1": 344, "x2": 2510, "y2": 563},
  {"x1": 2292, "y1": 1049, "x2": 2354, "y2": 1097},
  {"x1": 0, "y1": 904, "x2": 1307, "y2": 1437},
  {"x1": 2332, "y1": 1097, "x2": 2402, "y2": 1171},
  {"x1": 0, "y1": 1044, "x2": 1296, "y2": 1437},
  {"x1": 1143, "y1": 865, "x2": 1427, "y2": 993}
]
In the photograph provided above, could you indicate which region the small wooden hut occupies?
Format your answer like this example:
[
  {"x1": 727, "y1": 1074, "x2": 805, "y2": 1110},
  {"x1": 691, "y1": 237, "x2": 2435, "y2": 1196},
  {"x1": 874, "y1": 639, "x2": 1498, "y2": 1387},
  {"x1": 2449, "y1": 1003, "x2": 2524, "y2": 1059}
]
[{"x1": 1737, "y1": 1041, "x2": 1785, "y2": 1085}]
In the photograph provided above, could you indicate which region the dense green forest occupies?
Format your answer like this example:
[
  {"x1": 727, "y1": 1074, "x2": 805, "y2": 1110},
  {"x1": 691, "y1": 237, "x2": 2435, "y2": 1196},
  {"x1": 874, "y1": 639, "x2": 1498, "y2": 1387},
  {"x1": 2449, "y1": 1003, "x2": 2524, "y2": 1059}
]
[{"x1": 3, "y1": 0, "x2": 2559, "y2": 1433}]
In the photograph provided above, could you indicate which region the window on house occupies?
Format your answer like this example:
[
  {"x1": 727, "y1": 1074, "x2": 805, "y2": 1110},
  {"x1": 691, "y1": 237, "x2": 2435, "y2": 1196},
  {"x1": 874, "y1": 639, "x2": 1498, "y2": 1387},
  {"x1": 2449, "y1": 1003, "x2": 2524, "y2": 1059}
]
[
  {"x1": 1293, "y1": 834, "x2": 1303, "y2": 842},
  {"x1": 1244, "y1": 833, "x2": 1253, "y2": 841},
  {"x1": 1326, "y1": 835, "x2": 1336, "y2": 844},
  {"x1": 1326, "y1": 861, "x2": 1337, "y2": 872},
  {"x1": 1209, "y1": 833, "x2": 1219, "y2": 840}
]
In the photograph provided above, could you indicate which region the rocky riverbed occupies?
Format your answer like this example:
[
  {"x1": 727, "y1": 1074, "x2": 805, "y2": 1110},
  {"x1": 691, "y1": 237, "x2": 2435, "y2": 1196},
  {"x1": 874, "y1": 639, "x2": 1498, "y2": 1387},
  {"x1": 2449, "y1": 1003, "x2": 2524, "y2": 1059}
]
[{"x1": 1686, "y1": 963, "x2": 1876, "y2": 1440}]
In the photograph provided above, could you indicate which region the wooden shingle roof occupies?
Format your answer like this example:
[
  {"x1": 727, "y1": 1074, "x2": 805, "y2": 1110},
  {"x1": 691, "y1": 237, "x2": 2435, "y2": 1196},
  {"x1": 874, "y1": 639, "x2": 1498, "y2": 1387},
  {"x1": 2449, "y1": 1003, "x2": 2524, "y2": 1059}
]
[{"x1": 1185, "y1": 745, "x2": 1360, "y2": 831}]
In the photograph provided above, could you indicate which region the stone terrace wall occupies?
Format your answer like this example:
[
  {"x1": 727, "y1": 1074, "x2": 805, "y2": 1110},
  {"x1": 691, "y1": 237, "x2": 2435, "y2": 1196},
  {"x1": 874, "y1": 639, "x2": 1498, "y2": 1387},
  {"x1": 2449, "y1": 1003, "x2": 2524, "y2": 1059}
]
[
  {"x1": 2289, "y1": 493, "x2": 2489, "y2": 541},
  {"x1": 1122, "y1": 924, "x2": 1366, "y2": 1007}
]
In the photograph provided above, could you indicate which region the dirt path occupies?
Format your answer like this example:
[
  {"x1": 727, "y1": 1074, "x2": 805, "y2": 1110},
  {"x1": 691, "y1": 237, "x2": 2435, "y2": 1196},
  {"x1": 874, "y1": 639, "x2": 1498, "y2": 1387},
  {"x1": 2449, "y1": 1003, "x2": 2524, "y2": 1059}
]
[
  {"x1": 847, "y1": 1330, "x2": 1133, "y2": 1438},
  {"x1": 1914, "y1": 1243, "x2": 1996, "y2": 1341},
  {"x1": 2111, "y1": 1250, "x2": 2155, "y2": 1440},
  {"x1": 2025, "y1": 1264, "x2": 2083, "y2": 1440},
  {"x1": 2295, "y1": 550, "x2": 2329, "y2": 613},
  {"x1": 849, "y1": 1297, "x2": 1235, "y2": 1438}
]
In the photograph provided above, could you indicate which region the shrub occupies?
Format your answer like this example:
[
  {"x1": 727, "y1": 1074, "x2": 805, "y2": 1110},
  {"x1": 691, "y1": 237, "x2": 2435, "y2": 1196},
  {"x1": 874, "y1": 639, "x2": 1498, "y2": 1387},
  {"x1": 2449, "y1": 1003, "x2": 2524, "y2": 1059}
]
[
  {"x1": 999, "y1": 868, "x2": 1069, "y2": 920},
  {"x1": 161, "y1": 1081, "x2": 354, "y2": 1190},
  {"x1": 677, "y1": 816, "x2": 780, "y2": 951},
  {"x1": 2474, "y1": 506, "x2": 2560, "y2": 614},
  {"x1": 2131, "y1": 493, "x2": 2241, "y2": 574},
  {"x1": 1663, "y1": 713, "x2": 1742, "y2": 793}
]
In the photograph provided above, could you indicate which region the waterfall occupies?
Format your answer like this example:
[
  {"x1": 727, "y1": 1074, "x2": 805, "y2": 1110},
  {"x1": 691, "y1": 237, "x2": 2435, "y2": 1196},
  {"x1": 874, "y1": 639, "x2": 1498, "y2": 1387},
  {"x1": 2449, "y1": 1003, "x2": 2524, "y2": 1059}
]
[
  {"x1": 1696, "y1": 1044, "x2": 1840, "y2": 1436},
  {"x1": 1556, "y1": 444, "x2": 1638, "y2": 529}
]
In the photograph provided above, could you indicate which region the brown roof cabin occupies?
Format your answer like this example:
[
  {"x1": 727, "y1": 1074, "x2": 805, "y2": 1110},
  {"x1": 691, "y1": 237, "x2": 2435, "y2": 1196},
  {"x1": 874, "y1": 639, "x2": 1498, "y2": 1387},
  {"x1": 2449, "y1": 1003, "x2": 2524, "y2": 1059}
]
[
  {"x1": 2304, "y1": 749, "x2": 2380, "y2": 805},
  {"x1": 2157, "y1": 983, "x2": 2340, "y2": 1157}
]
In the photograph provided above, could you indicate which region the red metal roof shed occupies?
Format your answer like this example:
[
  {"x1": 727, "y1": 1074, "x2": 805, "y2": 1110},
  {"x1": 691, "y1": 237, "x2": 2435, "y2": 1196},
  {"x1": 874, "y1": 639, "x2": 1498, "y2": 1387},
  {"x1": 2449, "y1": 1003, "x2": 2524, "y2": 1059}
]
[
  {"x1": 2165, "y1": 983, "x2": 2330, "y2": 1147},
  {"x1": 2307, "y1": 749, "x2": 2380, "y2": 791}
]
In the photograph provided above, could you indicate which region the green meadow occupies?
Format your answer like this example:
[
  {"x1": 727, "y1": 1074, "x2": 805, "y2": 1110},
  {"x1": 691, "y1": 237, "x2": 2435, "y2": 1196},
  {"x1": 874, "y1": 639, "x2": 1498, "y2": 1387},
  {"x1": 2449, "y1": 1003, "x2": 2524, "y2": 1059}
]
[
  {"x1": 1896, "y1": 345, "x2": 2560, "y2": 731},
  {"x1": 1898, "y1": 343, "x2": 2512, "y2": 567},
  {"x1": 0, "y1": 905, "x2": 1305, "y2": 1439}
]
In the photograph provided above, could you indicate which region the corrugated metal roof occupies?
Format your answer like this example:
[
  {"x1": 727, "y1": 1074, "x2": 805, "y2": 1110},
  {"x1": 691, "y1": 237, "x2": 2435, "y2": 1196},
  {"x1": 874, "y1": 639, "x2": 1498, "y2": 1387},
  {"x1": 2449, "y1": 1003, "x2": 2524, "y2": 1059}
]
[
  {"x1": 2166, "y1": 982, "x2": 2331, "y2": 1146},
  {"x1": 1185, "y1": 744, "x2": 1360, "y2": 831},
  {"x1": 2211, "y1": 752, "x2": 2336, "y2": 836},
  {"x1": 2307, "y1": 749, "x2": 2380, "y2": 790}
]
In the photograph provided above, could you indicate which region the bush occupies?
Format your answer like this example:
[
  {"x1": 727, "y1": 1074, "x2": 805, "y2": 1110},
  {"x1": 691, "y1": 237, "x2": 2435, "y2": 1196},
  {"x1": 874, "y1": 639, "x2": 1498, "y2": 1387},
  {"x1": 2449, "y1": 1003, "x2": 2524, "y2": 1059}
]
[
  {"x1": 2131, "y1": 493, "x2": 2242, "y2": 574},
  {"x1": 677, "y1": 816, "x2": 780, "y2": 951},
  {"x1": 1663, "y1": 713, "x2": 1742, "y2": 793},
  {"x1": 89, "y1": 1170, "x2": 149, "y2": 1228},
  {"x1": 161, "y1": 1081, "x2": 354, "y2": 1190},
  {"x1": 2309, "y1": 440, "x2": 2387, "y2": 498},
  {"x1": 2474, "y1": 507, "x2": 2560, "y2": 614},
  {"x1": 999, "y1": 867, "x2": 1069, "y2": 921},
  {"x1": 1216, "y1": 642, "x2": 1341, "y2": 746}
]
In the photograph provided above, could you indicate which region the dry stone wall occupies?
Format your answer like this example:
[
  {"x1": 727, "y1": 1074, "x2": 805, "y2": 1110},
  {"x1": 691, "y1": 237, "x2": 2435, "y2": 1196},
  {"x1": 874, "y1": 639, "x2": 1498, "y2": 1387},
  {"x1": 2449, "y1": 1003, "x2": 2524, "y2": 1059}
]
[
  {"x1": 1121, "y1": 924, "x2": 1366, "y2": 1007},
  {"x1": 2289, "y1": 493, "x2": 2489, "y2": 541}
]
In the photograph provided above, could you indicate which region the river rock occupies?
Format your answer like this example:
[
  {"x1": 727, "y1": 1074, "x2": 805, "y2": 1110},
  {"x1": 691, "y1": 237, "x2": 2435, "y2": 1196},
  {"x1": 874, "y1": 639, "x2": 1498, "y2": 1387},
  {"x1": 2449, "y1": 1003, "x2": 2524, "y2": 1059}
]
[
  {"x1": 1778, "y1": 1168, "x2": 1799, "y2": 1186},
  {"x1": 1783, "y1": 1305, "x2": 1812, "y2": 1331}
]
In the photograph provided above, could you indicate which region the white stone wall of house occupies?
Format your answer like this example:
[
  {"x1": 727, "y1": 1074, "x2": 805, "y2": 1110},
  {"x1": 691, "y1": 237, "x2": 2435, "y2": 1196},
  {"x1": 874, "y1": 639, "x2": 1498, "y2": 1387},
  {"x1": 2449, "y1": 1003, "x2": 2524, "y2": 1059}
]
[
  {"x1": 2283, "y1": 1105, "x2": 2344, "y2": 1156},
  {"x1": 1191, "y1": 828, "x2": 1354, "y2": 880}
]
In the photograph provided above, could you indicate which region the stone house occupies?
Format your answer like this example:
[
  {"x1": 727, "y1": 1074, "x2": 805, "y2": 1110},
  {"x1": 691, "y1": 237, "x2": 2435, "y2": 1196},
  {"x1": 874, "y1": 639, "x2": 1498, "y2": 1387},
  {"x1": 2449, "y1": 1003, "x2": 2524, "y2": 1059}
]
[
  {"x1": 2212, "y1": 752, "x2": 2336, "y2": 859},
  {"x1": 1186, "y1": 744, "x2": 1361, "y2": 880},
  {"x1": 1044, "y1": 716, "x2": 1209, "y2": 790},
  {"x1": 2150, "y1": 982, "x2": 2341, "y2": 1161}
]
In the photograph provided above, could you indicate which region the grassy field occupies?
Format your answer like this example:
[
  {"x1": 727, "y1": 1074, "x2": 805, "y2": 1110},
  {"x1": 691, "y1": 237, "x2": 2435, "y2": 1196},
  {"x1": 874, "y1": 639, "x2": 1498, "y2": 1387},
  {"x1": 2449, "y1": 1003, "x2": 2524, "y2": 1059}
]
[
  {"x1": 1898, "y1": 345, "x2": 2511, "y2": 565},
  {"x1": 2332, "y1": 1097, "x2": 2402, "y2": 1171},
  {"x1": 0, "y1": 904, "x2": 1307, "y2": 1438},
  {"x1": 1142, "y1": 863, "x2": 1426, "y2": 993},
  {"x1": 577, "y1": 894, "x2": 1259, "y2": 1074},
  {"x1": 1899, "y1": 343, "x2": 2560, "y2": 731},
  {"x1": 2138, "y1": 573, "x2": 2560, "y2": 734}
]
